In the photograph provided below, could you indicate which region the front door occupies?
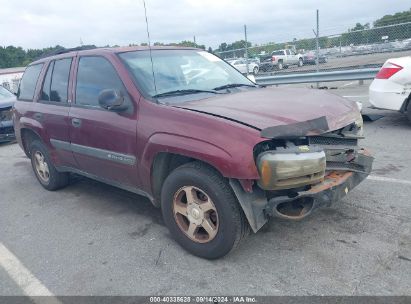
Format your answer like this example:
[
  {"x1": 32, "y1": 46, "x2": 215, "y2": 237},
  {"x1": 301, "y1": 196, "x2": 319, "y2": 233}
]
[{"x1": 69, "y1": 55, "x2": 139, "y2": 187}]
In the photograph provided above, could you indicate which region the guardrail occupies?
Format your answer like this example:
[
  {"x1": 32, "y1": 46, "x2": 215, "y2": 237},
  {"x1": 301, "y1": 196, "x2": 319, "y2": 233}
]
[{"x1": 255, "y1": 68, "x2": 380, "y2": 85}]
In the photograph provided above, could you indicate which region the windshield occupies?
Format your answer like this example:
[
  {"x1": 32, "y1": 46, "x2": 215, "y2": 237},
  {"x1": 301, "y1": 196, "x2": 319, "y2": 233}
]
[
  {"x1": 118, "y1": 49, "x2": 254, "y2": 98},
  {"x1": 0, "y1": 86, "x2": 14, "y2": 100}
]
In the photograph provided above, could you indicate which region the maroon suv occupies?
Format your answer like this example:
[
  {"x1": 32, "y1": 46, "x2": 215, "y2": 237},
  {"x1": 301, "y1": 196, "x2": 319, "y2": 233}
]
[{"x1": 13, "y1": 46, "x2": 373, "y2": 259}]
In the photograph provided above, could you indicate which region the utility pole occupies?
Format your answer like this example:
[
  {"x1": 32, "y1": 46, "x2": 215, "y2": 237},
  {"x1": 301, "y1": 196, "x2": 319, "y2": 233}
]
[
  {"x1": 312, "y1": 9, "x2": 320, "y2": 87},
  {"x1": 244, "y1": 24, "x2": 249, "y2": 76},
  {"x1": 193, "y1": 35, "x2": 196, "y2": 45}
]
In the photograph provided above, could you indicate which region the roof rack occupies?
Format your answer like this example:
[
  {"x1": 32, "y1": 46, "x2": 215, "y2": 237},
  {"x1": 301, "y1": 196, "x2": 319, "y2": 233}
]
[{"x1": 36, "y1": 45, "x2": 97, "y2": 60}]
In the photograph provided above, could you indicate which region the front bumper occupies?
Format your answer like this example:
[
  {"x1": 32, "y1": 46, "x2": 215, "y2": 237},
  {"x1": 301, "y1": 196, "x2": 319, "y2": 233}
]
[
  {"x1": 0, "y1": 121, "x2": 15, "y2": 143},
  {"x1": 230, "y1": 149, "x2": 373, "y2": 232},
  {"x1": 266, "y1": 149, "x2": 373, "y2": 220}
]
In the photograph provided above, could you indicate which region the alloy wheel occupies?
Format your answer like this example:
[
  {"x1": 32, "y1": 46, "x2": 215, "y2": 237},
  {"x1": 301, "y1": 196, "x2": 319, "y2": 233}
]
[
  {"x1": 172, "y1": 186, "x2": 219, "y2": 243},
  {"x1": 34, "y1": 151, "x2": 50, "y2": 183}
]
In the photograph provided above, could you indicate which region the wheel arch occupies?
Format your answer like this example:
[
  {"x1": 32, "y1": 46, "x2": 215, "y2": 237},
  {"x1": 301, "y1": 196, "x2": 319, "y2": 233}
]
[
  {"x1": 400, "y1": 92, "x2": 411, "y2": 113},
  {"x1": 151, "y1": 152, "x2": 195, "y2": 207},
  {"x1": 20, "y1": 128, "x2": 43, "y2": 157}
]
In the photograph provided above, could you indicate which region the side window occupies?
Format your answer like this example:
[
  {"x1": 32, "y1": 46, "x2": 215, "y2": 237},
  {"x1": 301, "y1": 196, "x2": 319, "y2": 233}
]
[
  {"x1": 50, "y1": 58, "x2": 72, "y2": 102},
  {"x1": 41, "y1": 58, "x2": 72, "y2": 103},
  {"x1": 17, "y1": 64, "x2": 43, "y2": 101},
  {"x1": 41, "y1": 62, "x2": 53, "y2": 101},
  {"x1": 75, "y1": 56, "x2": 129, "y2": 108}
]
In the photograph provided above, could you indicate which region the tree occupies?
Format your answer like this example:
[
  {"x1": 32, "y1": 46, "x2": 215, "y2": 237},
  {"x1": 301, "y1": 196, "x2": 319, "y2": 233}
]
[
  {"x1": 350, "y1": 23, "x2": 370, "y2": 31},
  {"x1": 374, "y1": 8, "x2": 411, "y2": 26},
  {"x1": 218, "y1": 42, "x2": 227, "y2": 52},
  {"x1": 215, "y1": 40, "x2": 252, "y2": 58}
]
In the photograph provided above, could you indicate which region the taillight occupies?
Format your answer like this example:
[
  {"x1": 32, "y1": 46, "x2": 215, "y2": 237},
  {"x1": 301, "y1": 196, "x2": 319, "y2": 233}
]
[
  {"x1": 375, "y1": 62, "x2": 403, "y2": 79},
  {"x1": 271, "y1": 56, "x2": 275, "y2": 61}
]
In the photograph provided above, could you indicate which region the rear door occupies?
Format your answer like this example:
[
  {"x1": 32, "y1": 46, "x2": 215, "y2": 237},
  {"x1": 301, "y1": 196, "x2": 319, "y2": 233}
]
[
  {"x1": 33, "y1": 57, "x2": 76, "y2": 167},
  {"x1": 69, "y1": 55, "x2": 139, "y2": 187}
]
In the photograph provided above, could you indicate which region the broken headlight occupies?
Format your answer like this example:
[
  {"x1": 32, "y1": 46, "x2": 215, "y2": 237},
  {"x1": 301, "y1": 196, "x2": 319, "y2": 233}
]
[{"x1": 256, "y1": 145, "x2": 326, "y2": 190}]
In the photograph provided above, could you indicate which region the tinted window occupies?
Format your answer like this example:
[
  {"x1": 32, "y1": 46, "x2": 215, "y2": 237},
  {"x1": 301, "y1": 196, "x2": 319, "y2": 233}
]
[
  {"x1": 50, "y1": 59, "x2": 72, "y2": 102},
  {"x1": 271, "y1": 51, "x2": 284, "y2": 56},
  {"x1": 17, "y1": 64, "x2": 43, "y2": 100},
  {"x1": 41, "y1": 62, "x2": 53, "y2": 101},
  {"x1": 76, "y1": 56, "x2": 127, "y2": 107},
  {"x1": 41, "y1": 59, "x2": 72, "y2": 103}
]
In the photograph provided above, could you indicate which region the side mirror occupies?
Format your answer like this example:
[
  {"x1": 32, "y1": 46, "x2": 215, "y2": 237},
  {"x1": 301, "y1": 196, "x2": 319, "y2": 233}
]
[{"x1": 98, "y1": 89, "x2": 128, "y2": 111}]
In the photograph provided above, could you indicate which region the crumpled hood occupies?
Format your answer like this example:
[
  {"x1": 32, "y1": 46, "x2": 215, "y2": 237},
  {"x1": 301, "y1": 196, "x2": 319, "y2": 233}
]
[{"x1": 177, "y1": 87, "x2": 359, "y2": 134}]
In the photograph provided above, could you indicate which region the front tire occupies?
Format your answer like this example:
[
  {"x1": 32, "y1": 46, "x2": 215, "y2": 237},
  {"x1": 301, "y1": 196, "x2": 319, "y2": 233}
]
[
  {"x1": 30, "y1": 140, "x2": 69, "y2": 191},
  {"x1": 161, "y1": 162, "x2": 249, "y2": 259},
  {"x1": 298, "y1": 58, "x2": 303, "y2": 67}
]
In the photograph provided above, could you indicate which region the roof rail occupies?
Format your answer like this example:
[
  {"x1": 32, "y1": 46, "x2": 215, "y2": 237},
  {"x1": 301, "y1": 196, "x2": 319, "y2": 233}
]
[{"x1": 36, "y1": 45, "x2": 97, "y2": 60}]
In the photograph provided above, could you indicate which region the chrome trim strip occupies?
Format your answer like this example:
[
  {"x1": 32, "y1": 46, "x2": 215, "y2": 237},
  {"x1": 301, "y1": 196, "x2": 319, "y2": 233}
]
[{"x1": 50, "y1": 139, "x2": 136, "y2": 166}]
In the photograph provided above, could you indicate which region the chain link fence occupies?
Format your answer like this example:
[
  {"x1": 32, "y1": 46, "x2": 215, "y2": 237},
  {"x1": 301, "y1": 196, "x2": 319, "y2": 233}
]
[{"x1": 214, "y1": 22, "x2": 411, "y2": 76}]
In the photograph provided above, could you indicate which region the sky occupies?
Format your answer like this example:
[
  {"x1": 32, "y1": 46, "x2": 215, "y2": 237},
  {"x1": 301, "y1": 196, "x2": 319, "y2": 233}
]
[{"x1": 1, "y1": 0, "x2": 409, "y2": 50}]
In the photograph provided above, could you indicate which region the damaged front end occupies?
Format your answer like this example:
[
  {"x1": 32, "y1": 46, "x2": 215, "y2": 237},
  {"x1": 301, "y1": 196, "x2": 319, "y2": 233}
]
[{"x1": 230, "y1": 115, "x2": 373, "y2": 232}]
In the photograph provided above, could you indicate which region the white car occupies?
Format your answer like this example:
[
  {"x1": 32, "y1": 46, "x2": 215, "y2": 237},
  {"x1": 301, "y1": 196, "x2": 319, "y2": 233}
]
[
  {"x1": 369, "y1": 56, "x2": 411, "y2": 121},
  {"x1": 229, "y1": 59, "x2": 259, "y2": 75}
]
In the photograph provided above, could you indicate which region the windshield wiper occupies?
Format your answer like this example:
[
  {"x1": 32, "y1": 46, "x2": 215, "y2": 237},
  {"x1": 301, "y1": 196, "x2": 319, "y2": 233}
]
[
  {"x1": 152, "y1": 89, "x2": 221, "y2": 98},
  {"x1": 213, "y1": 83, "x2": 257, "y2": 91}
]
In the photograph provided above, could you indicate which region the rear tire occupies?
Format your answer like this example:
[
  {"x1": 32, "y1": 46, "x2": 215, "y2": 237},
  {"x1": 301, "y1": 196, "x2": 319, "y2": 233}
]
[
  {"x1": 277, "y1": 61, "x2": 283, "y2": 70},
  {"x1": 30, "y1": 140, "x2": 69, "y2": 191},
  {"x1": 161, "y1": 161, "x2": 249, "y2": 259},
  {"x1": 298, "y1": 58, "x2": 303, "y2": 67}
]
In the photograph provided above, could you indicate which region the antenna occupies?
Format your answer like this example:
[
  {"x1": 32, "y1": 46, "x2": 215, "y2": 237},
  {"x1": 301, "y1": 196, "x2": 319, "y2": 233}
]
[{"x1": 143, "y1": 0, "x2": 158, "y2": 96}]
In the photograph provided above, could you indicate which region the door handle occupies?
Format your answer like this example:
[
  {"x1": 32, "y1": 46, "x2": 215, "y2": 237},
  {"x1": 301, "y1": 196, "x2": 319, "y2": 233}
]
[
  {"x1": 71, "y1": 118, "x2": 82, "y2": 128},
  {"x1": 33, "y1": 113, "x2": 43, "y2": 121}
]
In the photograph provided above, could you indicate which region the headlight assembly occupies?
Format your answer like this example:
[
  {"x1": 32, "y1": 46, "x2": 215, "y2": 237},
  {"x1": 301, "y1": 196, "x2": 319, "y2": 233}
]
[{"x1": 257, "y1": 146, "x2": 326, "y2": 190}]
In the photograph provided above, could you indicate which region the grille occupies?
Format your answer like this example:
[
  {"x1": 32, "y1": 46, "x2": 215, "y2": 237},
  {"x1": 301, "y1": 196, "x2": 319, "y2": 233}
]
[
  {"x1": 0, "y1": 126, "x2": 14, "y2": 135},
  {"x1": 308, "y1": 136, "x2": 357, "y2": 146}
]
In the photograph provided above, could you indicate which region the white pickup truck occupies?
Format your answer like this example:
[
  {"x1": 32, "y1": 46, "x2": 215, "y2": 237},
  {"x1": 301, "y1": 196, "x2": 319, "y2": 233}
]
[{"x1": 260, "y1": 49, "x2": 304, "y2": 71}]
